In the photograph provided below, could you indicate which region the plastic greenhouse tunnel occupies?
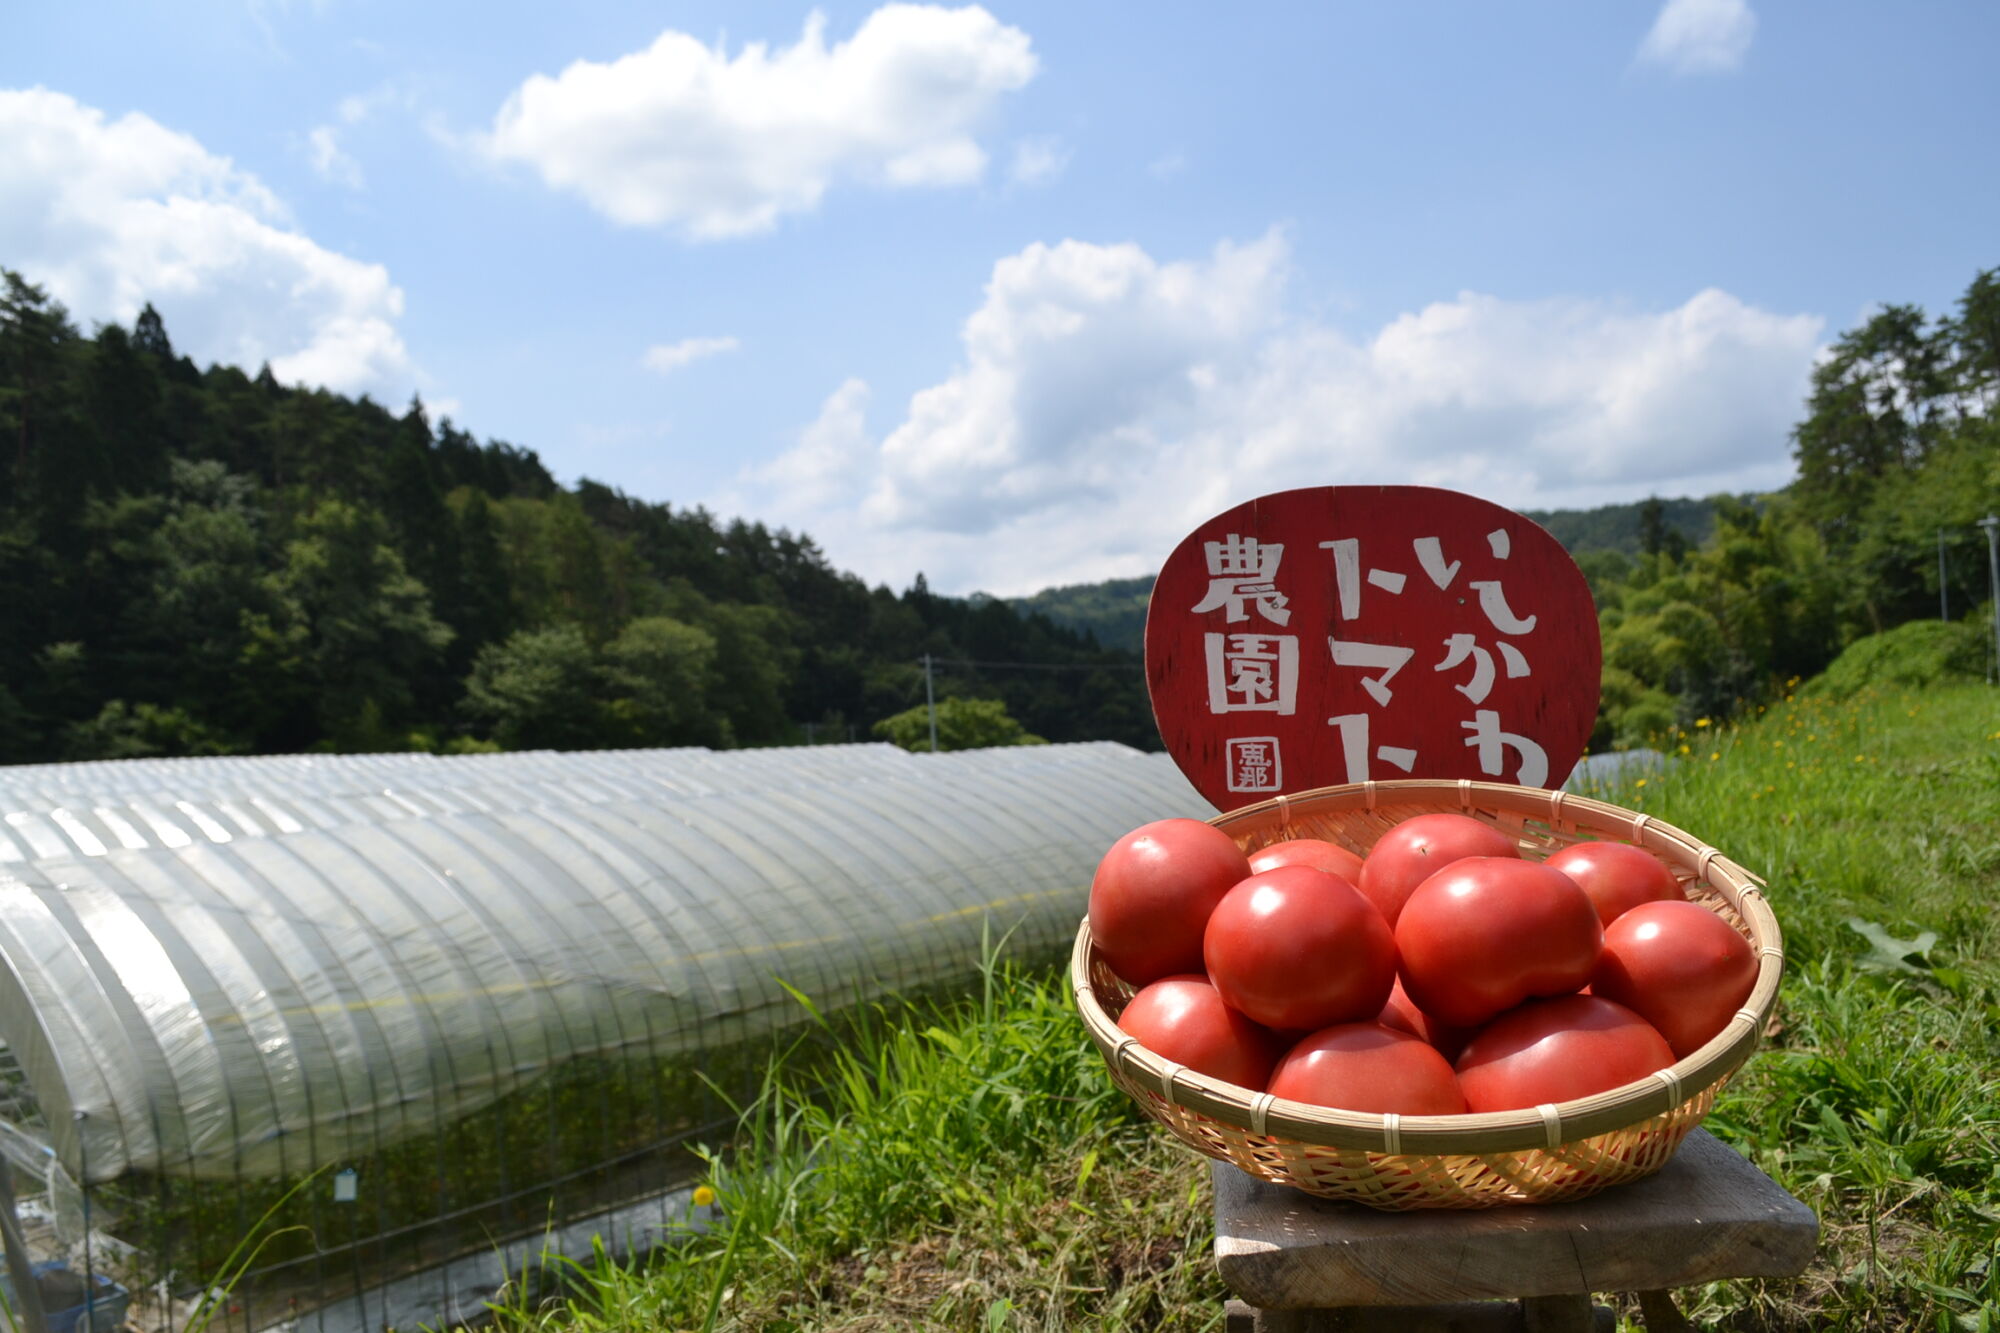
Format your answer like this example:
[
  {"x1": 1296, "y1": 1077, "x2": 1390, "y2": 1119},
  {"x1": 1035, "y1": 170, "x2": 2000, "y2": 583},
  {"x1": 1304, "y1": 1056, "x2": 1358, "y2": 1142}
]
[{"x1": 0, "y1": 741, "x2": 1211, "y2": 1333}]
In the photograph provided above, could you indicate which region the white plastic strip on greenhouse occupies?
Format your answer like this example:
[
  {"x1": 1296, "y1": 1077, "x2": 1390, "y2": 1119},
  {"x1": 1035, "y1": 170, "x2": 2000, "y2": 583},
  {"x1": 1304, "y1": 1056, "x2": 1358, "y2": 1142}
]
[{"x1": 0, "y1": 743, "x2": 1211, "y2": 1183}]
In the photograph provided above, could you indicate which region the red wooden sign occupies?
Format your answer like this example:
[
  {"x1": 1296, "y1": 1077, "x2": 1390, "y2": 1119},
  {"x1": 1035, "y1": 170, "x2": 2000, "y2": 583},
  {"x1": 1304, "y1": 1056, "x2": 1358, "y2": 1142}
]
[{"x1": 1146, "y1": 486, "x2": 1600, "y2": 811}]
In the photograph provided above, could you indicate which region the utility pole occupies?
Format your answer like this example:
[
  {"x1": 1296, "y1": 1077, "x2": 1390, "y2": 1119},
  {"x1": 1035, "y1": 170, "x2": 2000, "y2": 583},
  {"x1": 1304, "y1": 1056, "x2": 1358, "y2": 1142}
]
[
  {"x1": 922, "y1": 653, "x2": 939, "y2": 752},
  {"x1": 1981, "y1": 517, "x2": 2000, "y2": 684}
]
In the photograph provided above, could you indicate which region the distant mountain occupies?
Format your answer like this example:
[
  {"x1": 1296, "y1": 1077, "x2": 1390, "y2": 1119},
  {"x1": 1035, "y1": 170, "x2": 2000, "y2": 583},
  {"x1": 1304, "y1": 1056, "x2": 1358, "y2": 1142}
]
[
  {"x1": 1010, "y1": 575, "x2": 1155, "y2": 656},
  {"x1": 1520, "y1": 495, "x2": 1738, "y2": 556},
  {"x1": 1009, "y1": 495, "x2": 1742, "y2": 655}
]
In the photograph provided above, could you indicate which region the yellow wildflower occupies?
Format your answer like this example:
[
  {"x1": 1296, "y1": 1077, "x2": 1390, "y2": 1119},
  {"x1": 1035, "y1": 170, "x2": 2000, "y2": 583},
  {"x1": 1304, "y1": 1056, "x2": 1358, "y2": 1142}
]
[{"x1": 692, "y1": 1185, "x2": 717, "y2": 1207}]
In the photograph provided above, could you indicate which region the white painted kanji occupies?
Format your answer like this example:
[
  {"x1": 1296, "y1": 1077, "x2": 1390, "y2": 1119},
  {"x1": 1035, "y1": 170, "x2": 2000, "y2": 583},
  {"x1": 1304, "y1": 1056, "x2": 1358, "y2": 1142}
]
[
  {"x1": 1204, "y1": 632, "x2": 1300, "y2": 714},
  {"x1": 1192, "y1": 534, "x2": 1291, "y2": 624}
]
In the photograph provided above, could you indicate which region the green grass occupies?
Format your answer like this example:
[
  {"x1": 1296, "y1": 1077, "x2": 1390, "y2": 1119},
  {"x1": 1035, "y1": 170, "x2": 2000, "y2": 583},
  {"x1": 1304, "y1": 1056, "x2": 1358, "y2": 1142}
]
[
  {"x1": 484, "y1": 943, "x2": 1225, "y2": 1331},
  {"x1": 490, "y1": 684, "x2": 2000, "y2": 1332},
  {"x1": 1608, "y1": 684, "x2": 2000, "y2": 1331}
]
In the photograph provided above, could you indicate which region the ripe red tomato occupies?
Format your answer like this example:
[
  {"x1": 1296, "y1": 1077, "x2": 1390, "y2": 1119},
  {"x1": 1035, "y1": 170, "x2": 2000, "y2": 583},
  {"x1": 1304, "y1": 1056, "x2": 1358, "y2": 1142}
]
[
  {"x1": 1117, "y1": 974, "x2": 1286, "y2": 1090},
  {"x1": 1248, "y1": 837, "x2": 1364, "y2": 886},
  {"x1": 1378, "y1": 976, "x2": 1476, "y2": 1064},
  {"x1": 1396, "y1": 858, "x2": 1602, "y2": 1028},
  {"x1": 1591, "y1": 899, "x2": 1758, "y2": 1058},
  {"x1": 1204, "y1": 866, "x2": 1397, "y2": 1032},
  {"x1": 1455, "y1": 995, "x2": 1675, "y2": 1112},
  {"x1": 1358, "y1": 813, "x2": 1520, "y2": 927},
  {"x1": 1089, "y1": 819, "x2": 1250, "y2": 985},
  {"x1": 1267, "y1": 1023, "x2": 1467, "y2": 1116},
  {"x1": 1545, "y1": 841, "x2": 1683, "y2": 927}
]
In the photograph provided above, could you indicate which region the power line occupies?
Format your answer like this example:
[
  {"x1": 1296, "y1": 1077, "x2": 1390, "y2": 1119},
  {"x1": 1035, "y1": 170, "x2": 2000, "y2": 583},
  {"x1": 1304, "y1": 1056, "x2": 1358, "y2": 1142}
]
[{"x1": 922, "y1": 656, "x2": 1146, "y2": 673}]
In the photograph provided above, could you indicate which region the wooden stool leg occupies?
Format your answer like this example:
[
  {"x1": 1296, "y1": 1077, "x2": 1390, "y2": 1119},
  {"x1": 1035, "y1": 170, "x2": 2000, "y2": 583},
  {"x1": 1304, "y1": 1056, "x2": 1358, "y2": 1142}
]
[{"x1": 1636, "y1": 1289, "x2": 1693, "y2": 1332}]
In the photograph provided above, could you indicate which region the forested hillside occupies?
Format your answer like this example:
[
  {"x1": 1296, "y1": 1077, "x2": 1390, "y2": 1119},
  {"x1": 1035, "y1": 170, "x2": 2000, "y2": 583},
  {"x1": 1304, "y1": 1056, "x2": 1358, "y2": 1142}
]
[
  {"x1": 2, "y1": 265, "x2": 1993, "y2": 763},
  {"x1": 1522, "y1": 494, "x2": 1722, "y2": 559},
  {"x1": 1008, "y1": 498, "x2": 1723, "y2": 656},
  {"x1": 0, "y1": 270, "x2": 1152, "y2": 762},
  {"x1": 1009, "y1": 575, "x2": 1155, "y2": 655},
  {"x1": 1586, "y1": 267, "x2": 2000, "y2": 744}
]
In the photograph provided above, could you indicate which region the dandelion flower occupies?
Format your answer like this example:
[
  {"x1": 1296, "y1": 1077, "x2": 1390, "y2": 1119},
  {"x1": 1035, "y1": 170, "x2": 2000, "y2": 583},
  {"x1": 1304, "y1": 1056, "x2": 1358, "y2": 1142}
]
[
  {"x1": 692, "y1": 1185, "x2": 717, "y2": 1207},
  {"x1": 1695, "y1": 718, "x2": 1711, "y2": 728}
]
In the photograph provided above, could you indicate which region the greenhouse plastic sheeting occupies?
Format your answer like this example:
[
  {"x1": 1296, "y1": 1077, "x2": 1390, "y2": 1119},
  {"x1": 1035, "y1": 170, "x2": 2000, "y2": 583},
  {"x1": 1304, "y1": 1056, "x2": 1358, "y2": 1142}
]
[{"x1": 0, "y1": 744, "x2": 1209, "y2": 1181}]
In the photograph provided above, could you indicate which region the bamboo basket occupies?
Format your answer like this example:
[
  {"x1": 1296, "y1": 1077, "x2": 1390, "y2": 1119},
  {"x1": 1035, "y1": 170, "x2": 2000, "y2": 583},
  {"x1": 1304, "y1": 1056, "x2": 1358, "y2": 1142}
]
[{"x1": 1070, "y1": 778, "x2": 1784, "y2": 1209}]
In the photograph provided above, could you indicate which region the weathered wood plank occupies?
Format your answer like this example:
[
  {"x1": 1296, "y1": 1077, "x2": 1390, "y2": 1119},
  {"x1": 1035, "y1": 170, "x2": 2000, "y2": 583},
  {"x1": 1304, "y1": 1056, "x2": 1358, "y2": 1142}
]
[
  {"x1": 1214, "y1": 1129, "x2": 1817, "y2": 1308},
  {"x1": 1221, "y1": 1297, "x2": 1615, "y2": 1331}
]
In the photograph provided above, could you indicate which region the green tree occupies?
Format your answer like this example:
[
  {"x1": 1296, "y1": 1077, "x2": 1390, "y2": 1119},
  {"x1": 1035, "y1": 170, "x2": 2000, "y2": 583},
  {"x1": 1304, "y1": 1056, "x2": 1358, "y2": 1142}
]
[
  {"x1": 0, "y1": 682, "x2": 33, "y2": 764},
  {"x1": 598, "y1": 616, "x2": 727, "y2": 746},
  {"x1": 872, "y1": 696, "x2": 1046, "y2": 752},
  {"x1": 1943, "y1": 267, "x2": 2000, "y2": 411},
  {"x1": 86, "y1": 460, "x2": 277, "y2": 746},
  {"x1": 461, "y1": 624, "x2": 610, "y2": 750},
  {"x1": 1791, "y1": 304, "x2": 1954, "y2": 541},
  {"x1": 0, "y1": 270, "x2": 89, "y2": 538},
  {"x1": 64, "y1": 700, "x2": 242, "y2": 760},
  {"x1": 447, "y1": 487, "x2": 517, "y2": 667},
  {"x1": 253, "y1": 500, "x2": 454, "y2": 747}
]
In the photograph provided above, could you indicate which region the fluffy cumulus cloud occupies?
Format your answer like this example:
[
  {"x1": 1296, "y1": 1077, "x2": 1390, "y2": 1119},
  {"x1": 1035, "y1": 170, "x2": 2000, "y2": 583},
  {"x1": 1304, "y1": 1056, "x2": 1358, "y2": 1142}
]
[
  {"x1": 1637, "y1": 0, "x2": 1757, "y2": 75},
  {"x1": 483, "y1": 5, "x2": 1037, "y2": 239},
  {"x1": 723, "y1": 232, "x2": 1823, "y2": 596},
  {"x1": 0, "y1": 88, "x2": 417, "y2": 397}
]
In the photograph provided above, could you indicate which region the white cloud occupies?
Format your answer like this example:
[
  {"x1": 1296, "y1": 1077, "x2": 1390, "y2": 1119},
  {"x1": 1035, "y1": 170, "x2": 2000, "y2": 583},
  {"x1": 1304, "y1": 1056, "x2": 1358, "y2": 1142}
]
[
  {"x1": 0, "y1": 87, "x2": 418, "y2": 398},
  {"x1": 1009, "y1": 136, "x2": 1069, "y2": 187},
  {"x1": 719, "y1": 232, "x2": 1823, "y2": 597},
  {"x1": 1637, "y1": 0, "x2": 1756, "y2": 75},
  {"x1": 743, "y1": 378, "x2": 874, "y2": 514},
  {"x1": 303, "y1": 81, "x2": 417, "y2": 191},
  {"x1": 641, "y1": 334, "x2": 741, "y2": 374},
  {"x1": 306, "y1": 124, "x2": 364, "y2": 188},
  {"x1": 482, "y1": 5, "x2": 1037, "y2": 239}
]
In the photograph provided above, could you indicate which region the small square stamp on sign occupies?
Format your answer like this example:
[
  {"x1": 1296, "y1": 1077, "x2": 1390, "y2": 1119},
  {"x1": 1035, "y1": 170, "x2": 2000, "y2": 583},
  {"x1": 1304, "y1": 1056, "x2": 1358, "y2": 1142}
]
[{"x1": 1225, "y1": 737, "x2": 1282, "y2": 793}]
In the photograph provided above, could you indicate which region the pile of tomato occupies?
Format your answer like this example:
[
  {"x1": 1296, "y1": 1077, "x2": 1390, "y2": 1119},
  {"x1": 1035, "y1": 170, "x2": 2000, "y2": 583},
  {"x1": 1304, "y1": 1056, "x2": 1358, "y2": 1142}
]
[{"x1": 1090, "y1": 815, "x2": 1759, "y2": 1116}]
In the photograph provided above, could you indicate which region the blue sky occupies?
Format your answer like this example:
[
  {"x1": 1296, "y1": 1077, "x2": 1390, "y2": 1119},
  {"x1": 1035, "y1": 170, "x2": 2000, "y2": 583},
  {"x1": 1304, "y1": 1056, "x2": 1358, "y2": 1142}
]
[{"x1": 5, "y1": 1, "x2": 1996, "y2": 595}]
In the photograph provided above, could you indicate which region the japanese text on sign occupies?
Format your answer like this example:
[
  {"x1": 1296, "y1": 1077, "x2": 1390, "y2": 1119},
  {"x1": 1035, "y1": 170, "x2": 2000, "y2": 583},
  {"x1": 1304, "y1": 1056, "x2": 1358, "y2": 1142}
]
[
  {"x1": 1187, "y1": 525, "x2": 1549, "y2": 787},
  {"x1": 1148, "y1": 486, "x2": 1600, "y2": 809}
]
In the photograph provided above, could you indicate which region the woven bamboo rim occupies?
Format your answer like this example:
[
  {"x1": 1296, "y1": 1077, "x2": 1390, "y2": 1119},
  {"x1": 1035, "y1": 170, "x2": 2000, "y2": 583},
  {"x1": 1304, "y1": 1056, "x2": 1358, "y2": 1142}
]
[{"x1": 1071, "y1": 778, "x2": 1784, "y2": 1207}]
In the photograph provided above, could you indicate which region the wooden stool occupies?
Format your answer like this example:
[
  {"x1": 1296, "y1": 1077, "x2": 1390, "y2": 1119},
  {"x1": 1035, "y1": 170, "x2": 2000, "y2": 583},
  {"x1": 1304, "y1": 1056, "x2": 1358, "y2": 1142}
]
[{"x1": 1214, "y1": 1129, "x2": 1817, "y2": 1332}]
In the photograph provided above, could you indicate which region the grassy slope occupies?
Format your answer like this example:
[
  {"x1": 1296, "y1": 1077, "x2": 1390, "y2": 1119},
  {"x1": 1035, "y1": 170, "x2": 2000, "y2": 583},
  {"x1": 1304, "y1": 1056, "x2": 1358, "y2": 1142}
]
[{"x1": 497, "y1": 685, "x2": 2000, "y2": 1332}]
